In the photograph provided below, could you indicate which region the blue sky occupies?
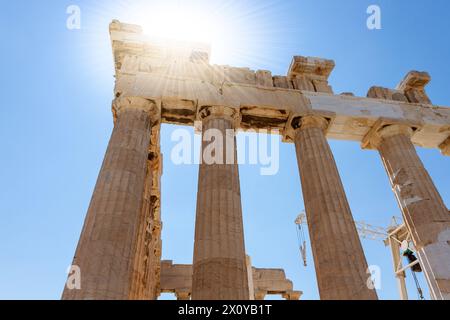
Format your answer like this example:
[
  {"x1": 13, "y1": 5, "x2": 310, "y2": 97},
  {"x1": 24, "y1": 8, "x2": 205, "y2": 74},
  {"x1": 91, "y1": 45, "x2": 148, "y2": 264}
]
[{"x1": 0, "y1": 0, "x2": 449, "y2": 300}]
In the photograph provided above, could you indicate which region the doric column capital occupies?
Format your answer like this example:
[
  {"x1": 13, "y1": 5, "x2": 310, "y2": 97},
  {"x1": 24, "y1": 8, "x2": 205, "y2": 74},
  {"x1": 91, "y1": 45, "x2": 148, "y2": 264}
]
[
  {"x1": 379, "y1": 123, "x2": 414, "y2": 139},
  {"x1": 283, "y1": 112, "x2": 334, "y2": 142},
  {"x1": 175, "y1": 289, "x2": 191, "y2": 300},
  {"x1": 362, "y1": 118, "x2": 421, "y2": 150},
  {"x1": 112, "y1": 96, "x2": 161, "y2": 122},
  {"x1": 439, "y1": 136, "x2": 450, "y2": 156},
  {"x1": 253, "y1": 290, "x2": 267, "y2": 300},
  {"x1": 282, "y1": 290, "x2": 302, "y2": 300},
  {"x1": 198, "y1": 105, "x2": 240, "y2": 125},
  {"x1": 293, "y1": 114, "x2": 329, "y2": 131}
]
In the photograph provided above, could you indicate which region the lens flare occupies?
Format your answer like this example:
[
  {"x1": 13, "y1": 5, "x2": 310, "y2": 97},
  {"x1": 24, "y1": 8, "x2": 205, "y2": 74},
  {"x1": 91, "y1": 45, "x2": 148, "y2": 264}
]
[
  {"x1": 128, "y1": 2, "x2": 244, "y2": 64},
  {"x1": 140, "y1": 8, "x2": 217, "y2": 43}
]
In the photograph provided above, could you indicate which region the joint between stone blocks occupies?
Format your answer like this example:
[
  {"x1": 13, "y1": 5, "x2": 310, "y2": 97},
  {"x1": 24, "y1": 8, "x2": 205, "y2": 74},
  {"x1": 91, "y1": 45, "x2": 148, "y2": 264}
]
[{"x1": 361, "y1": 118, "x2": 423, "y2": 150}]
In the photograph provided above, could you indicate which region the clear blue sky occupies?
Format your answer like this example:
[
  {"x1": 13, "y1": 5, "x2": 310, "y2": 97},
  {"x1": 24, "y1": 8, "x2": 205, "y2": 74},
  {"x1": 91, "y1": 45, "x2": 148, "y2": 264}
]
[{"x1": 0, "y1": 0, "x2": 449, "y2": 300}]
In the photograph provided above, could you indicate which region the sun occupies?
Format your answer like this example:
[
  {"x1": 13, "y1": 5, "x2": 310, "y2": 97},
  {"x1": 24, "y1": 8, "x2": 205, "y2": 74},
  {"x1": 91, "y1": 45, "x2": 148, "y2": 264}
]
[
  {"x1": 140, "y1": 8, "x2": 217, "y2": 43},
  {"x1": 127, "y1": 2, "x2": 238, "y2": 64}
]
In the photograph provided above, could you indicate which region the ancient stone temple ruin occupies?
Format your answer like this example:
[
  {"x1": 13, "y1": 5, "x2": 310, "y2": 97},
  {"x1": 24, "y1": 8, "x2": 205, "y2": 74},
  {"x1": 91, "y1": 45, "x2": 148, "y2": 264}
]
[{"x1": 62, "y1": 20, "x2": 450, "y2": 300}]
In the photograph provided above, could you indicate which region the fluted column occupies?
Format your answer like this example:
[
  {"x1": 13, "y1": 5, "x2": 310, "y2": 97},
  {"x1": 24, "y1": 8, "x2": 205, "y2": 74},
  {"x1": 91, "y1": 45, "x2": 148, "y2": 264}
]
[
  {"x1": 292, "y1": 115, "x2": 378, "y2": 300},
  {"x1": 370, "y1": 124, "x2": 450, "y2": 300},
  {"x1": 191, "y1": 106, "x2": 249, "y2": 300},
  {"x1": 129, "y1": 151, "x2": 162, "y2": 300},
  {"x1": 128, "y1": 160, "x2": 154, "y2": 299},
  {"x1": 62, "y1": 97, "x2": 159, "y2": 300}
]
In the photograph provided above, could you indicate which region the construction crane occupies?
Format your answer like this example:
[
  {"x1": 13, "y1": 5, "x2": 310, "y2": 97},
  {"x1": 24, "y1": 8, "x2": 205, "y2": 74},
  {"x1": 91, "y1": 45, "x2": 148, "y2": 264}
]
[
  {"x1": 294, "y1": 212, "x2": 425, "y2": 300},
  {"x1": 294, "y1": 212, "x2": 391, "y2": 264}
]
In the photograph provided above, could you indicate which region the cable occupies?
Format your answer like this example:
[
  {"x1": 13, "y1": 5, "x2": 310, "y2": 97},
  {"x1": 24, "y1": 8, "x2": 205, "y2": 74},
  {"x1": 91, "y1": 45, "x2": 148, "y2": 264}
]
[
  {"x1": 296, "y1": 223, "x2": 307, "y2": 267},
  {"x1": 411, "y1": 269, "x2": 425, "y2": 300}
]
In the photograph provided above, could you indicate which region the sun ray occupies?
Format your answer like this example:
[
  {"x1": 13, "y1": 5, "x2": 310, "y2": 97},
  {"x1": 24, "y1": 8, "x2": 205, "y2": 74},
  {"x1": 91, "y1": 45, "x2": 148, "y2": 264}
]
[{"x1": 72, "y1": 0, "x2": 308, "y2": 81}]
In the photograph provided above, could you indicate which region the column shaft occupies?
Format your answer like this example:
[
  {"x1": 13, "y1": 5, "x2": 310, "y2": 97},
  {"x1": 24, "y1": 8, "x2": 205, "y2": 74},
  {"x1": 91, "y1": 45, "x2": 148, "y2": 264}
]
[
  {"x1": 378, "y1": 129, "x2": 450, "y2": 300},
  {"x1": 192, "y1": 109, "x2": 249, "y2": 300},
  {"x1": 62, "y1": 98, "x2": 155, "y2": 300},
  {"x1": 293, "y1": 116, "x2": 377, "y2": 300},
  {"x1": 129, "y1": 158, "x2": 161, "y2": 300}
]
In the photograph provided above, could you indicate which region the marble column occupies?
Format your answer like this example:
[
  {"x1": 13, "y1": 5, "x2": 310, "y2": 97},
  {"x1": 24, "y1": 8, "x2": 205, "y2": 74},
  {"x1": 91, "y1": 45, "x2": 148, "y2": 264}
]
[
  {"x1": 129, "y1": 153, "x2": 162, "y2": 300},
  {"x1": 191, "y1": 106, "x2": 249, "y2": 300},
  {"x1": 292, "y1": 115, "x2": 378, "y2": 300},
  {"x1": 371, "y1": 124, "x2": 450, "y2": 300},
  {"x1": 62, "y1": 97, "x2": 159, "y2": 300}
]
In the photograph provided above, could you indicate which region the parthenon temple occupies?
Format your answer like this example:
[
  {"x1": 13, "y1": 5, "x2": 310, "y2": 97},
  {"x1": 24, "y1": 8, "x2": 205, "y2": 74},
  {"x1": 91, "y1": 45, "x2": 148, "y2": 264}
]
[{"x1": 62, "y1": 20, "x2": 450, "y2": 300}]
